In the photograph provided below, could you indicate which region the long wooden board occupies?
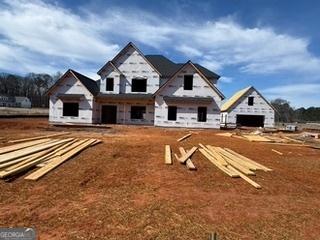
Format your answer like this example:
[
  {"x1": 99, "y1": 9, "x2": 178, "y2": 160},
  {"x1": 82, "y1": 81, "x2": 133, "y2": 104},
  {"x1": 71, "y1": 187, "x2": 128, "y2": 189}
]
[
  {"x1": 213, "y1": 147, "x2": 258, "y2": 171},
  {"x1": 179, "y1": 147, "x2": 196, "y2": 170},
  {"x1": 214, "y1": 147, "x2": 255, "y2": 176},
  {"x1": 165, "y1": 145, "x2": 172, "y2": 165},
  {"x1": 8, "y1": 132, "x2": 69, "y2": 143},
  {"x1": 199, "y1": 148, "x2": 239, "y2": 177},
  {"x1": 227, "y1": 165, "x2": 261, "y2": 189},
  {"x1": 224, "y1": 148, "x2": 272, "y2": 172},
  {"x1": 25, "y1": 139, "x2": 95, "y2": 181},
  {"x1": 0, "y1": 139, "x2": 73, "y2": 163},
  {"x1": 177, "y1": 146, "x2": 197, "y2": 163},
  {"x1": 0, "y1": 138, "x2": 52, "y2": 155},
  {"x1": 177, "y1": 133, "x2": 192, "y2": 142}
]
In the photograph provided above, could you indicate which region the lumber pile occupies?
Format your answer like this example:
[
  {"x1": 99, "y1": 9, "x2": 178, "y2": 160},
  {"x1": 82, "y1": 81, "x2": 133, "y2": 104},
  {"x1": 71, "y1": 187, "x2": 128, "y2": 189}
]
[
  {"x1": 0, "y1": 137, "x2": 101, "y2": 181},
  {"x1": 177, "y1": 133, "x2": 192, "y2": 142},
  {"x1": 198, "y1": 144, "x2": 272, "y2": 189},
  {"x1": 164, "y1": 143, "x2": 271, "y2": 188}
]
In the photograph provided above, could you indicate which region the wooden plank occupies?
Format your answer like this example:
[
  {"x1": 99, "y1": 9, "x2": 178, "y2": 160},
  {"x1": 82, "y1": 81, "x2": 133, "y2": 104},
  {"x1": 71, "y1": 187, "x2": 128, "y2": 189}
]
[
  {"x1": 25, "y1": 139, "x2": 96, "y2": 181},
  {"x1": 272, "y1": 149, "x2": 283, "y2": 155},
  {"x1": 198, "y1": 148, "x2": 239, "y2": 178},
  {"x1": 177, "y1": 146, "x2": 197, "y2": 163},
  {"x1": 227, "y1": 165, "x2": 261, "y2": 189},
  {"x1": 224, "y1": 148, "x2": 272, "y2": 172},
  {"x1": 177, "y1": 133, "x2": 192, "y2": 142},
  {"x1": 212, "y1": 146, "x2": 258, "y2": 171},
  {"x1": 5, "y1": 139, "x2": 76, "y2": 171},
  {"x1": 179, "y1": 147, "x2": 196, "y2": 170},
  {"x1": 213, "y1": 147, "x2": 255, "y2": 175},
  {"x1": 0, "y1": 138, "x2": 73, "y2": 164},
  {"x1": 8, "y1": 140, "x2": 89, "y2": 178},
  {"x1": 165, "y1": 145, "x2": 172, "y2": 165},
  {"x1": 204, "y1": 145, "x2": 228, "y2": 166},
  {"x1": 243, "y1": 135, "x2": 272, "y2": 142},
  {"x1": 0, "y1": 138, "x2": 52, "y2": 155},
  {"x1": 8, "y1": 132, "x2": 69, "y2": 143},
  {"x1": 216, "y1": 132, "x2": 233, "y2": 137}
]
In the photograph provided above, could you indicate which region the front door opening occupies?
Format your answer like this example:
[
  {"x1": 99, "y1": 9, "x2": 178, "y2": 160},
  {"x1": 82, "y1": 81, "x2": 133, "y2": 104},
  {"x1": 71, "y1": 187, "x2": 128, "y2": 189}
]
[{"x1": 101, "y1": 105, "x2": 117, "y2": 124}]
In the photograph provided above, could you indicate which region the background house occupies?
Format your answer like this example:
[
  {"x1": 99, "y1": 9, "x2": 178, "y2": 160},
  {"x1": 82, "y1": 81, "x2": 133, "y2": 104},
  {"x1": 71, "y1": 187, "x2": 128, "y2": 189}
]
[
  {"x1": 220, "y1": 86, "x2": 275, "y2": 128},
  {"x1": 0, "y1": 95, "x2": 31, "y2": 108}
]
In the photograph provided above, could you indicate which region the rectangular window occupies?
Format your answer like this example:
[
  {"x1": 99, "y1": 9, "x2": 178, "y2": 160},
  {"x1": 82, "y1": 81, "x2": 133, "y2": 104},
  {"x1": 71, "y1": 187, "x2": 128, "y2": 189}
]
[
  {"x1": 168, "y1": 106, "x2": 177, "y2": 121},
  {"x1": 198, "y1": 107, "x2": 207, "y2": 122},
  {"x1": 130, "y1": 106, "x2": 146, "y2": 119},
  {"x1": 248, "y1": 96, "x2": 254, "y2": 106},
  {"x1": 132, "y1": 78, "x2": 147, "y2": 92},
  {"x1": 63, "y1": 102, "x2": 79, "y2": 117},
  {"x1": 106, "y1": 78, "x2": 114, "y2": 91},
  {"x1": 184, "y1": 75, "x2": 193, "y2": 90}
]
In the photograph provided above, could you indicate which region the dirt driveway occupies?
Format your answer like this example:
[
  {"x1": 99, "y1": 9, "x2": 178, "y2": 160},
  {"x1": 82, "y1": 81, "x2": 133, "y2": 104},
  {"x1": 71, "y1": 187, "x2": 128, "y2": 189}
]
[{"x1": 0, "y1": 118, "x2": 319, "y2": 239}]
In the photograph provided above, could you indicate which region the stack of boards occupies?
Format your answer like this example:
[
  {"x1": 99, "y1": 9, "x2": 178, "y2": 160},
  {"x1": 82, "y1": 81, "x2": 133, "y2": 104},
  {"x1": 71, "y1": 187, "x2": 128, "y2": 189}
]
[
  {"x1": 0, "y1": 132, "x2": 101, "y2": 181},
  {"x1": 165, "y1": 143, "x2": 272, "y2": 189}
]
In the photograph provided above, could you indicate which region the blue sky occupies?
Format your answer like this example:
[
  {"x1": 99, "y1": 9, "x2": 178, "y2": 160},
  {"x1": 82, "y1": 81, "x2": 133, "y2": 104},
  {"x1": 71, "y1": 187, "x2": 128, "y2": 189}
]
[{"x1": 0, "y1": 0, "x2": 320, "y2": 107}]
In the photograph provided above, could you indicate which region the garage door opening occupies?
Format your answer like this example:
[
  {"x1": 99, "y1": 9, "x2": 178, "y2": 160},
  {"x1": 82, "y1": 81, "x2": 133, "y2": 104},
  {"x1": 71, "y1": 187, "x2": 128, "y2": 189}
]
[{"x1": 236, "y1": 115, "x2": 264, "y2": 127}]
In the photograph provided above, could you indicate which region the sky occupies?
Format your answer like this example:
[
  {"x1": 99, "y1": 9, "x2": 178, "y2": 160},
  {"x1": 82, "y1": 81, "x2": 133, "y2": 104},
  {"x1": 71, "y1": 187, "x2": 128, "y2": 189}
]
[{"x1": 0, "y1": 0, "x2": 320, "y2": 108}]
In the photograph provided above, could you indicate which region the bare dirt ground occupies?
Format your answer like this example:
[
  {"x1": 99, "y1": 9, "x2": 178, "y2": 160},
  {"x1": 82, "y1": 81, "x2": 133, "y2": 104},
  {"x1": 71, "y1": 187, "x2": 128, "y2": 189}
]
[{"x1": 0, "y1": 118, "x2": 320, "y2": 240}]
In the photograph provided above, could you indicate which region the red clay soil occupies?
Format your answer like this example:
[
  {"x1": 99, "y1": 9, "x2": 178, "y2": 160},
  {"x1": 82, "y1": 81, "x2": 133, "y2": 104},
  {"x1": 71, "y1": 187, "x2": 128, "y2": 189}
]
[{"x1": 0, "y1": 118, "x2": 320, "y2": 240}]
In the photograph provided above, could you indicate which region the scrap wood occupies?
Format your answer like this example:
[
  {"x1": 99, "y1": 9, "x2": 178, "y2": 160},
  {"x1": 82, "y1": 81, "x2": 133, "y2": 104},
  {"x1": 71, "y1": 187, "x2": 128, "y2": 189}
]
[
  {"x1": 242, "y1": 135, "x2": 273, "y2": 142},
  {"x1": 25, "y1": 139, "x2": 96, "y2": 181},
  {"x1": 216, "y1": 132, "x2": 233, "y2": 137},
  {"x1": 0, "y1": 138, "x2": 72, "y2": 164},
  {"x1": 201, "y1": 144, "x2": 228, "y2": 166},
  {"x1": 282, "y1": 136, "x2": 305, "y2": 144},
  {"x1": 213, "y1": 147, "x2": 258, "y2": 171},
  {"x1": 213, "y1": 147, "x2": 256, "y2": 175},
  {"x1": 178, "y1": 147, "x2": 196, "y2": 170},
  {"x1": 224, "y1": 148, "x2": 272, "y2": 172},
  {"x1": 198, "y1": 148, "x2": 239, "y2": 177},
  {"x1": 8, "y1": 132, "x2": 70, "y2": 143},
  {"x1": 227, "y1": 165, "x2": 261, "y2": 189},
  {"x1": 272, "y1": 149, "x2": 283, "y2": 155},
  {"x1": 165, "y1": 145, "x2": 172, "y2": 165},
  {"x1": 177, "y1": 133, "x2": 192, "y2": 142},
  {"x1": 0, "y1": 138, "x2": 52, "y2": 155},
  {"x1": 177, "y1": 146, "x2": 197, "y2": 163},
  {"x1": 2, "y1": 140, "x2": 71, "y2": 172}
]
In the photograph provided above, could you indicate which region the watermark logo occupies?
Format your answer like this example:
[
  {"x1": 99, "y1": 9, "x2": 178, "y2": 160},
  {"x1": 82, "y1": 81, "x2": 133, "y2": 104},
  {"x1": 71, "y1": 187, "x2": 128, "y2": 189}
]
[{"x1": 0, "y1": 228, "x2": 36, "y2": 240}]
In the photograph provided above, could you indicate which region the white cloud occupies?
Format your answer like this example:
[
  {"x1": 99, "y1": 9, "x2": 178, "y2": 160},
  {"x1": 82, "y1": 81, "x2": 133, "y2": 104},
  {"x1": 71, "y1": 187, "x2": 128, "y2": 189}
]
[
  {"x1": 263, "y1": 84, "x2": 320, "y2": 107},
  {"x1": 1, "y1": 0, "x2": 320, "y2": 82},
  {"x1": 219, "y1": 76, "x2": 233, "y2": 83}
]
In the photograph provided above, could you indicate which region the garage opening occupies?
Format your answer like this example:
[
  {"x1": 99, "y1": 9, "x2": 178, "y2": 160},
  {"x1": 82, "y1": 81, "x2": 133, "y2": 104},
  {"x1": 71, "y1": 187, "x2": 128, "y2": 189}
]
[{"x1": 236, "y1": 115, "x2": 264, "y2": 127}]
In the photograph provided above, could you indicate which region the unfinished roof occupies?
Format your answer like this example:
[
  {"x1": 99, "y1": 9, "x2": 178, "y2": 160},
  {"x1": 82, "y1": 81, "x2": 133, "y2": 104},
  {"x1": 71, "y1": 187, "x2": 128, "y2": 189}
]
[
  {"x1": 221, "y1": 86, "x2": 252, "y2": 112},
  {"x1": 47, "y1": 69, "x2": 99, "y2": 96}
]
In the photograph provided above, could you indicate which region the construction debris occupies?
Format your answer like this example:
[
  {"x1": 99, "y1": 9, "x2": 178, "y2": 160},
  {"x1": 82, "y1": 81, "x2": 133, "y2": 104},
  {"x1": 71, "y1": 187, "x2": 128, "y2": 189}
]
[
  {"x1": 8, "y1": 132, "x2": 70, "y2": 143},
  {"x1": 177, "y1": 146, "x2": 197, "y2": 163},
  {"x1": 164, "y1": 145, "x2": 172, "y2": 165},
  {"x1": 272, "y1": 149, "x2": 283, "y2": 155},
  {"x1": 177, "y1": 133, "x2": 192, "y2": 142},
  {"x1": 0, "y1": 137, "x2": 101, "y2": 181},
  {"x1": 178, "y1": 147, "x2": 196, "y2": 170},
  {"x1": 199, "y1": 144, "x2": 272, "y2": 189}
]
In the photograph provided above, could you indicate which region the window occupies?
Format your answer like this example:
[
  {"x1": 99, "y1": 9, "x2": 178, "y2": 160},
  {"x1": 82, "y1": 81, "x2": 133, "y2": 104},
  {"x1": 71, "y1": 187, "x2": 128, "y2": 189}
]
[
  {"x1": 248, "y1": 96, "x2": 254, "y2": 106},
  {"x1": 131, "y1": 106, "x2": 146, "y2": 119},
  {"x1": 63, "y1": 102, "x2": 79, "y2": 117},
  {"x1": 184, "y1": 75, "x2": 193, "y2": 90},
  {"x1": 168, "y1": 106, "x2": 177, "y2": 121},
  {"x1": 198, "y1": 107, "x2": 207, "y2": 122},
  {"x1": 132, "y1": 78, "x2": 147, "y2": 92},
  {"x1": 106, "y1": 78, "x2": 114, "y2": 91}
]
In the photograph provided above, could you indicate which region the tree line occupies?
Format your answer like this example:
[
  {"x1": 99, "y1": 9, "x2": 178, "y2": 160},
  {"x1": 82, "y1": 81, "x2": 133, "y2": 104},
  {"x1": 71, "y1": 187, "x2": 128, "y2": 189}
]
[
  {"x1": 0, "y1": 72, "x2": 319, "y2": 121},
  {"x1": 0, "y1": 72, "x2": 62, "y2": 107},
  {"x1": 271, "y1": 99, "x2": 320, "y2": 123}
]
